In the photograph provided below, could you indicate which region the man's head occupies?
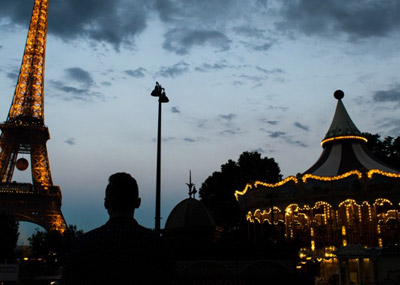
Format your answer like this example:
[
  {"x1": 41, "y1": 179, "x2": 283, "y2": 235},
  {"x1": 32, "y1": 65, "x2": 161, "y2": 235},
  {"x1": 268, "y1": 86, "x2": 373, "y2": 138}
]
[{"x1": 104, "y1": 172, "x2": 141, "y2": 217}]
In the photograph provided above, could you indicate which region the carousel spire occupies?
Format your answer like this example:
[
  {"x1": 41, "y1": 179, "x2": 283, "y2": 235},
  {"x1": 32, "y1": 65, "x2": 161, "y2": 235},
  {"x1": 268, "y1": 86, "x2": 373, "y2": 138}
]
[
  {"x1": 304, "y1": 90, "x2": 399, "y2": 176},
  {"x1": 321, "y1": 90, "x2": 366, "y2": 147}
]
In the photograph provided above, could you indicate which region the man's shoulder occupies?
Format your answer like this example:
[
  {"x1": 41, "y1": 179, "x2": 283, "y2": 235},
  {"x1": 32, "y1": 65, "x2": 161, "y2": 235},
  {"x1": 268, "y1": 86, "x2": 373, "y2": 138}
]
[{"x1": 79, "y1": 218, "x2": 158, "y2": 241}]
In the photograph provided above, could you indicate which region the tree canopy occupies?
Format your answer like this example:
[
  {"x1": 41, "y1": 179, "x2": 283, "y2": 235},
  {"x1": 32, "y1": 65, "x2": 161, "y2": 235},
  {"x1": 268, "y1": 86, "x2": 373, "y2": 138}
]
[
  {"x1": 29, "y1": 224, "x2": 83, "y2": 266},
  {"x1": 199, "y1": 151, "x2": 282, "y2": 232},
  {"x1": 0, "y1": 212, "x2": 19, "y2": 263},
  {"x1": 363, "y1": 133, "x2": 400, "y2": 170}
]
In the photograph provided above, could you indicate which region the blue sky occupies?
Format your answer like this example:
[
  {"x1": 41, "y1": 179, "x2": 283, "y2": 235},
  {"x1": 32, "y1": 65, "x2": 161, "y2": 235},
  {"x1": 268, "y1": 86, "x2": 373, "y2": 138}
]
[{"x1": 1, "y1": 0, "x2": 400, "y2": 243}]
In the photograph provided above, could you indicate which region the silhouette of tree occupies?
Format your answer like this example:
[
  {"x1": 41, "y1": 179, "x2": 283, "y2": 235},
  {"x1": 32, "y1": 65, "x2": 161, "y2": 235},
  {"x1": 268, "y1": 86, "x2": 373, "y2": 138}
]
[
  {"x1": 363, "y1": 133, "x2": 400, "y2": 169},
  {"x1": 29, "y1": 224, "x2": 83, "y2": 266},
  {"x1": 0, "y1": 212, "x2": 19, "y2": 263},
  {"x1": 199, "y1": 151, "x2": 282, "y2": 232}
]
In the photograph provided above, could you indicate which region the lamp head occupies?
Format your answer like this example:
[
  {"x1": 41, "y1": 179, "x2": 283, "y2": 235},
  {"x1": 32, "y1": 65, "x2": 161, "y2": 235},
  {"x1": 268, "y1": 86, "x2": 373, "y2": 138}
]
[
  {"x1": 151, "y1": 82, "x2": 162, "y2": 97},
  {"x1": 160, "y1": 90, "x2": 169, "y2": 103}
]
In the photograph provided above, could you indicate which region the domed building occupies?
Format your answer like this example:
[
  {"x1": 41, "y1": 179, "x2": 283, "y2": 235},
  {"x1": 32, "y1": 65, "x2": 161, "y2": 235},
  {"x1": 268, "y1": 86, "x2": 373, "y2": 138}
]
[
  {"x1": 164, "y1": 196, "x2": 220, "y2": 244},
  {"x1": 164, "y1": 174, "x2": 300, "y2": 283},
  {"x1": 234, "y1": 91, "x2": 400, "y2": 283}
]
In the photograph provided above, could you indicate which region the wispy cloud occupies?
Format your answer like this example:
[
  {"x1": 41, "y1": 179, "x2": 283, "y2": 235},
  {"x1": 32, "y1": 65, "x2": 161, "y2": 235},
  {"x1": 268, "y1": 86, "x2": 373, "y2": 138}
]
[
  {"x1": 218, "y1": 114, "x2": 237, "y2": 122},
  {"x1": 377, "y1": 119, "x2": 400, "y2": 136},
  {"x1": 220, "y1": 128, "x2": 241, "y2": 135},
  {"x1": 171, "y1": 107, "x2": 180, "y2": 114},
  {"x1": 294, "y1": 122, "x2": 309, "y2": 131},
  {"x1": 261, "y1": 129, "x2": 308, "y2": 147},
  {"x1": 65, "y1": 138, "x2": 76, "y2": 146},
  {"x1": 232, "y1": 26, "x2": 265, "y2": 38},
  {"x1": 373, "y1": 84, "x2": 400, "y2": 104},
  {"x1": 65, "y1": 67, "x2": 94, "y2": 87},
  {"x1": 49, "y1": 80, "x2": 104, "y2": 102},
  {"x1": 269, "y1": 131, "x2": 285, "y2": 138},
  {"x1": 6, "y1": 71, "x2": 18, "y2": 81},
  {"x1": 195, "y1": 61, "x2": 229, "y2": 72},
  {"x1": 263, "y1": 120, "x2": 279, "y2": 126},
  {"x1": 125, "y1": 68, "x2": 146, "y2": 78},
  {"x1": 252, "y1": 147, "x2": 265, "y2": 154},
  {"x1": 157, "y1": 61, "x2": 190, "y2": 78}
]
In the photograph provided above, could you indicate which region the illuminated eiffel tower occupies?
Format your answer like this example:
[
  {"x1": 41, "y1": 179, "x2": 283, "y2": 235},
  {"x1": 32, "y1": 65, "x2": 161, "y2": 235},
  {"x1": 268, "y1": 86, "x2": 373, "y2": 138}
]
[{"x1": 0, "y1": 0, "x2": 66, "y2": 232}]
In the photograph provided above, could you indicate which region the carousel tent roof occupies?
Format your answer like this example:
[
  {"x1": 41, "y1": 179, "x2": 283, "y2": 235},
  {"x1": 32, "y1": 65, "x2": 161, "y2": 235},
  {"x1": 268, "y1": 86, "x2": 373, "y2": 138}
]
[
  {"x1": 323, "y1": 90, "x2": 363, "y2": 141},
  {"x1": 304, "y1": 90, "x2": 399, "y2": 176}
]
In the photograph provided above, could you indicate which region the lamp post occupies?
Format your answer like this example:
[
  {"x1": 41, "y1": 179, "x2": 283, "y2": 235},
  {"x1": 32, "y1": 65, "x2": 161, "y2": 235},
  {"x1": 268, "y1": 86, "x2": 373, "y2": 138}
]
[{"x1": 151, "y1": 82, "x2": 169, "y2": 235}]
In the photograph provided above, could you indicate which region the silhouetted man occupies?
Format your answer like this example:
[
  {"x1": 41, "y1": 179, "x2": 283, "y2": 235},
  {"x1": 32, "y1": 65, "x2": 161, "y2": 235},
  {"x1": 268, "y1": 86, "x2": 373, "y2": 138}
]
[{"x1": 62, "y1": 172, "x2": 172, "y2": 284}]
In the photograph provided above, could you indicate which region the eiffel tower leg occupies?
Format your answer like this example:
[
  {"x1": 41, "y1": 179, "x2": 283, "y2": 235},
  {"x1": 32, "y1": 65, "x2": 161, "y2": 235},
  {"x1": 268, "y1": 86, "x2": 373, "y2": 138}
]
[
  {"x1": 0, "y1": 140, "x2": 19, "y2": 183},
  {"x1": 31, "y1": 143, "x2": 53, "y2": 186}
]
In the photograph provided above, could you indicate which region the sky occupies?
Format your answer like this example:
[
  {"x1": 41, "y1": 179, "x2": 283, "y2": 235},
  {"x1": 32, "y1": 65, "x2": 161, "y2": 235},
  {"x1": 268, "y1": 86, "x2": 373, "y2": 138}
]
[{"x1": 1, "y1": 0, "x2": 400, "y2": 243}]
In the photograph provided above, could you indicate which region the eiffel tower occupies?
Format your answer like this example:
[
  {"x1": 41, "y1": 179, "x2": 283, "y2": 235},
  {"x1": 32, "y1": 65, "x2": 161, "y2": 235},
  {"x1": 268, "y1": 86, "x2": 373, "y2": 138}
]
[{"x1": 0, "y1": 0, "x2": 66, "y2": 232}]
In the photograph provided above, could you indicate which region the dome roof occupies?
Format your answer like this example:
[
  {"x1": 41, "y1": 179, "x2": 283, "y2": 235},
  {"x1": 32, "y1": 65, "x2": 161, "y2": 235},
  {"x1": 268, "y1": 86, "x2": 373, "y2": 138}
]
[{"x1": 165, "y1": 198, "x2": 216, "y2": 230}]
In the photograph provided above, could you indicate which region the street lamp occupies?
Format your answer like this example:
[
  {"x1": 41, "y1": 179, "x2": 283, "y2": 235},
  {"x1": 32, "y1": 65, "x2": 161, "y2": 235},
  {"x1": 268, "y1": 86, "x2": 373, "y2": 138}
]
[{"x1": 151, "y1": 82, "x2": 169, "y2": 235}]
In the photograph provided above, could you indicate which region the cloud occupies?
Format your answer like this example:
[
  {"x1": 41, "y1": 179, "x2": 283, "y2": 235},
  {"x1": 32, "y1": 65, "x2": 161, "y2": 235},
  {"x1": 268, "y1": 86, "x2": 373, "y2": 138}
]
[
  {"x1": 218, "y1": 114, "x2": 237, "y2": 122},
  {"x1": 269, "y1": 131, "x2": 285, "y2": 138},
  {"x1": 124, "y1": 68, "x2": 146, "y2": 78},
  {"x1": 252, "y1": 42, "x2": 275, "y2": 51},
  {"x1": 261, "y1": 129, "x2": 308, "y2": 147},
  {"x1": 377, "y1": 119, "x2": 400, "y2": 137},
  {"x1": 276, "y1": 0, "x2": 400, "y2": 40},
  {"x1": 195, "y1": 119, "x2": 209, "y2": 129},
  {"x1": 373, "y1": 84, "x2": 400, "y2": 104},
  {"x1": 49, "y1": 80, "x2": 104, "y2": 102},
  {"x1": 65, "y1": 67, "x2": 94, "y2": 87},
  {"x1": 0, "y1": 0, "x2": 152, "y2": 50},
  {"x1": 220, "y1": 128, "x2": 241, "y2": 135},
  {"x1": 157, "y1": 61, "x2": 190, "y2": 78},
  {"x1": 65, "y1": 138, "x2": 76, "y2": 146},
  {"x1": 256, "y1": 67, "x2": 284, "y2": 75},
  {"x1": 262, "y1": 120, "x2": 279, "y2": 126},
  {"x1": 195, "y1": 61, "x2": 229, "y2": 72},
  {"x1": 163, "y1": 29, "x2": 231, "y2": 55},
  {"x1": 6, "y1": 72, "x2": 18, "y2": 81},
  {"x1": 252, "y1": 148, "x2": 265, "y2": 154},
  {"x1": 171, "y1": 107, "x2": 180, "y2": 114},
  {"x1": 0, "y1": 0, "x2": 272, "y2": 54},
  {"x1": 46, "y1": 68, "x2": 103, "y2": 101},
  {"x1": 233, "y1": 26, "x2": 266, "y2": 38},
  {"x1": 267, "y1": 105, "x2": 289, "y2": 112},
  {"x1": 152, "y1": 136, "x2": 205, "y2": 143},
  {"x1": 183, "y1": 137, "x2": 206, "y2": 143},
  {"x1": 287, "y1": 139, "x2": 308, "y2": 148},
  {"x1": 239, "y1": 74, "x2": 264, "y2": 83},
  {"x1": 155, "y1": 0, "x2": 238, "y2": 54},
  {"x1": 232, "y1": 80, "x2": 244, "y2": 86},
  {"x1": 294, "y1": 122, "x2": 309, "y2": 131},
  {"x1": 101, "y1": 81, "x2": 112, "y2": 86}
]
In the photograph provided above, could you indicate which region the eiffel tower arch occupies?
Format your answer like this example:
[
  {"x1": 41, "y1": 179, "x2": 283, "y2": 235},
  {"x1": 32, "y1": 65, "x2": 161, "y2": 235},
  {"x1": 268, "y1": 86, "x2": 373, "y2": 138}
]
[{"x1": 0, "y1": 0, "x2": 66, "y2": 232}]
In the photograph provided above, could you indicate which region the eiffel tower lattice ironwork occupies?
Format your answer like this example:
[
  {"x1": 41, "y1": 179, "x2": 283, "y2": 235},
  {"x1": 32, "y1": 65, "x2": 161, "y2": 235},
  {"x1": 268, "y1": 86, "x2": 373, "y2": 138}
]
[{"x1": 0, "y1": 0, "x2": 66, "y2": 232}]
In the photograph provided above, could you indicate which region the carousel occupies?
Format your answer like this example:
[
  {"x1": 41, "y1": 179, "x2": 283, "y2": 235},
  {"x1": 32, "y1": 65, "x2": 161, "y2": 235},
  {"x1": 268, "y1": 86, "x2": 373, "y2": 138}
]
[{"x1": 234, "y1": 90, "x2": 400, "y2": 283}]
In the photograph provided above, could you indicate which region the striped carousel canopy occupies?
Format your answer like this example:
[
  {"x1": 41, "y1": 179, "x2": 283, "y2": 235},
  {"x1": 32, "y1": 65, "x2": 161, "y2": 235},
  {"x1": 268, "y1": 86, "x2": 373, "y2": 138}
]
[{"x1": 304, "y1": 90, "x2": 399, "y2": 176}]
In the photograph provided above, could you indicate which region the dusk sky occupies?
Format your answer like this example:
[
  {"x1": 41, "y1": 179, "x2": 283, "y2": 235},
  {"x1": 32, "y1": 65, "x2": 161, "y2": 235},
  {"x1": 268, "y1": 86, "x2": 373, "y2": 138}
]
[{"x1": 1, "y1": 0, "x2": 400, "y2": 243}]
